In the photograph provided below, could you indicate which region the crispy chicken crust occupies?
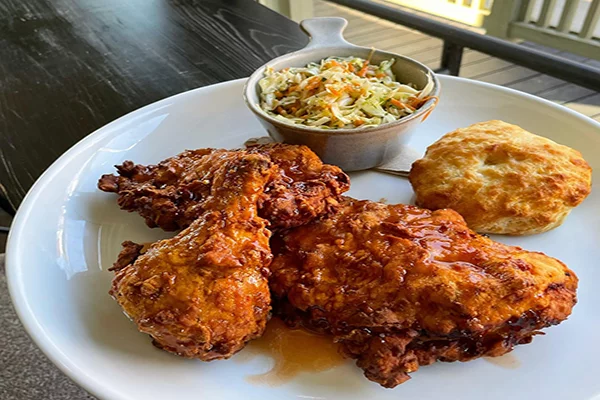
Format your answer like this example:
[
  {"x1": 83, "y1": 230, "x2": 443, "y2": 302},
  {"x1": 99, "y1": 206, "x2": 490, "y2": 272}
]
[
  {"x1": 102, "y1": 145, "x2": 349, "y2": 361},
  {"x1": 98, "y1": 144, "x2": 349, "y2": 231},
  {"x1": 110, "y1": 154, "x2": 275, "y2": 360},
  {"x1": 270, "y1": 198, "x2": 578, "y2": 387}
]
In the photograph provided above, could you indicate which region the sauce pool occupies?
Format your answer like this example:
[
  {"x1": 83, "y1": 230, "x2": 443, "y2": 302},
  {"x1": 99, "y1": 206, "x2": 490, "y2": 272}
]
[
  {"x1": 235, "y1": 317, "x2": 348, "y2": 386},
  {"x1": 484, "y1": 353, "x2": 521, "y2": 369},
  {"x1": 236, "y1": 317, "x2": 521, "y2": 385}
]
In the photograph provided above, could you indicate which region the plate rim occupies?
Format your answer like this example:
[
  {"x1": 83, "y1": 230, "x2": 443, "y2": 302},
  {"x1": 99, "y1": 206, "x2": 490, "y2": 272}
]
[{"x1": 6, "y1": 75, "x2": 600, "y2": 400}]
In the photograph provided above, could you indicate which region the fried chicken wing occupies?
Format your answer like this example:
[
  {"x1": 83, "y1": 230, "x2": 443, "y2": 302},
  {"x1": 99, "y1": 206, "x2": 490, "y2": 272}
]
[
  {"x1": 109, "y1": 154, "x2": 275, "y2": 360},
  {"x1": 270, "y1": 198, "x2": 578, "y2": 387},
  {"x1": 98, "y1": 144, "x2": 349, "y2": 231}
]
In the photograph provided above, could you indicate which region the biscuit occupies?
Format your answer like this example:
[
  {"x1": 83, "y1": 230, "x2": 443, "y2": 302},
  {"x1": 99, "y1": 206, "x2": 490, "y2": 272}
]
[{"x1": 409, "y1": 120, "x2": 592, "y2": 235}]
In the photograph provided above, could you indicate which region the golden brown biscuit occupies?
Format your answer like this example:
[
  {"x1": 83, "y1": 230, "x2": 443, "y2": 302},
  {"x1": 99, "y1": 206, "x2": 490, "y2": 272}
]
[{"x1": 409, "y1": 120, "x2": 592, "y2": 235}]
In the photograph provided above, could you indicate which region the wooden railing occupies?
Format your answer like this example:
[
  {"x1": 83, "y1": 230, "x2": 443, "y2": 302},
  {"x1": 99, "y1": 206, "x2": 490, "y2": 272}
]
[
  {"x1": 326, "y1": 0, "x2": 600, "y2": 90},
  {"x1": 485, "y1": 0, "x2": 600, "y2": 60},
  {"x1": 263, "y1": 0, "x2": 600, "y2": 60},
  {"x1": 384, "y1": 0, "x2": 492, "y2": 26},
  {"x1": 347, "y1": 0, "x2": 600, "y2": 60}
]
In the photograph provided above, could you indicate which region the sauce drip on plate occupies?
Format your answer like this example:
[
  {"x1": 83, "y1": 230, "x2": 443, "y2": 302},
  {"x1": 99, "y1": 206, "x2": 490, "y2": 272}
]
[
  {"x1": 235, "y1": 317, "x2": 347, "y2": 385},
  {"x1": 484, "y1": 353, "x2": 521, "y2": 369}
]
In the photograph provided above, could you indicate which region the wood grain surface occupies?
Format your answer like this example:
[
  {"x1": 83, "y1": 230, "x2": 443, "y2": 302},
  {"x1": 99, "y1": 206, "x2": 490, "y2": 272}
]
[{"x1": 0, "y1": 0, "x2": 307, "y2": 212}]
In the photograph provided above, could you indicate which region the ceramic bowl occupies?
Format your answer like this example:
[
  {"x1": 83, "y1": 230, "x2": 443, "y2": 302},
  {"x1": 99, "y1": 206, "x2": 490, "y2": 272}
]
[{"x1": 243, "y1": 17, "x2": 440, "y2": 171}]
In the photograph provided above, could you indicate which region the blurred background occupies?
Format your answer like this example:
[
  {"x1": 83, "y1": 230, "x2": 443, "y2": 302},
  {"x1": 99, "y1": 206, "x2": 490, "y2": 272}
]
[{"x1": 260, "y1": 0, "x2": 600, "y2": 119}]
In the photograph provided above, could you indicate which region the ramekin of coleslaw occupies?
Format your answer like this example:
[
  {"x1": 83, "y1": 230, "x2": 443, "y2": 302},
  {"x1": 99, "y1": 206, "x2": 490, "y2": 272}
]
[
  {"x1": 243, "y1": 17, "x2": 440, "y2": 171},
  {"x1": 258, "y1": 56, "x2": 436, "y2": 130}
]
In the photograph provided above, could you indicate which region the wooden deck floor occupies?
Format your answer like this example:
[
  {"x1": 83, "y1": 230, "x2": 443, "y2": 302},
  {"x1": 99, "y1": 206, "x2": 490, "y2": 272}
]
[{"x1": 314, "y1": 0, "x2": 600, "y2": 122}]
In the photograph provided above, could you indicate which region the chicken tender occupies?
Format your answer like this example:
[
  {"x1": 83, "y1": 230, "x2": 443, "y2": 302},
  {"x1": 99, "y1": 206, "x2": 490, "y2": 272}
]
[{"x1": 270, "y1": 198, "x2": 578, "y2": 387}]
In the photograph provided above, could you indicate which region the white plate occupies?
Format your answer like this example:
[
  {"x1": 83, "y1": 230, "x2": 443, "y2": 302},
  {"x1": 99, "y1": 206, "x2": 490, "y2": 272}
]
[{"x1": 6, "y1": 76, "x2": 600, "y2": 400}]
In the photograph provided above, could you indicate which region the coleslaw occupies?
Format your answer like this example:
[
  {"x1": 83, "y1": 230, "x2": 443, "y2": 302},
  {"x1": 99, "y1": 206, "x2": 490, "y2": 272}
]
[{"x1": 258, "y1": 56, "x2": 435, "y2": 129}]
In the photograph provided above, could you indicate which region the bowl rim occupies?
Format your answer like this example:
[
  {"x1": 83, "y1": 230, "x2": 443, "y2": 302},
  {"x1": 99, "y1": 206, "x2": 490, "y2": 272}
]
[{"x1": 243, "y1": 44, "x2": 441, "y2": 136}]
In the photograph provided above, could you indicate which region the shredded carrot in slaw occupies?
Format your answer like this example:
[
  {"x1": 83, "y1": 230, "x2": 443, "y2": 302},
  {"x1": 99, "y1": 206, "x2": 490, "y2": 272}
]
[{"x1": 259, "y1": 56, "x2": 434, "y2": 129}]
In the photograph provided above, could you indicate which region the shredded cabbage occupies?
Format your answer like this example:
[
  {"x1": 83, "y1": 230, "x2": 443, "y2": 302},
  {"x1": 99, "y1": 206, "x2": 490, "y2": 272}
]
[{"x1": 258, "y1": 56, "x2": 435, "y2": 129}]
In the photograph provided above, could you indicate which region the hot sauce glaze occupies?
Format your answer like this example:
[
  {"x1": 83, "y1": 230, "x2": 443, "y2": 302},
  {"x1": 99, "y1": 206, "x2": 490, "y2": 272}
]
[{"x1": 236, "y1": 317, "x2": 348, "y2": 385}]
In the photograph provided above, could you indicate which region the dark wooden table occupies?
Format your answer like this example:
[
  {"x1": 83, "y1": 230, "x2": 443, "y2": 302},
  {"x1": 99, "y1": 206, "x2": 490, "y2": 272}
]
[
  {"x1": 0, "y1": 1, "x2": 307, "y2": 398},
  {"x1": 0, "y1": 0, "x2": 308, "y2": 214}
]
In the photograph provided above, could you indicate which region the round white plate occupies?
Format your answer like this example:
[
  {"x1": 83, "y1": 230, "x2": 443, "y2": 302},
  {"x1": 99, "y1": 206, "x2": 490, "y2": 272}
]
[{"x1": 7, "y1": 76, "x2": 600, "y2": 400}]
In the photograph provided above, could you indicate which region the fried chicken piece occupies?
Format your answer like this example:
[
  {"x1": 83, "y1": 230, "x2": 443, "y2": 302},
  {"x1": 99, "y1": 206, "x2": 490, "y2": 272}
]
[
  {"x1": 109, "y1": 154, "x2": 275, "y2": 360},
  {"x1": 270, "y1": 198, "x2": 578, "y2": 387},
  {"x1": 103, "y1": 144, "x2": 348, "y2": 360},
  {"x1": 98, "y1": 144, "x2": 349, "y2": 231}
]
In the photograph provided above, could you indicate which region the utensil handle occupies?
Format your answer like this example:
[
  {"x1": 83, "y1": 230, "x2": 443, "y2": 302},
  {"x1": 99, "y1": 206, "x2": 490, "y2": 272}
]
[{"x1": 300, "y1": 17, "x2": 350, "y2": 49}]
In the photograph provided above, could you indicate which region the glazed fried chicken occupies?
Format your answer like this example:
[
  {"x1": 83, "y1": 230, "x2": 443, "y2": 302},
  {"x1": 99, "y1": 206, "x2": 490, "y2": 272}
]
[
  {"x1": 98, "y1": 144, "x2": 349, "y2": 231},
  {"x1": 103, "y1": 145, "x2": 349, "y2": 361},
  {"x1": 110, "y1": 154, "x2": 275, "y2": 360},
  {"x1": 270, "y1": 198, "x2": 578, "y2": 387}
]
